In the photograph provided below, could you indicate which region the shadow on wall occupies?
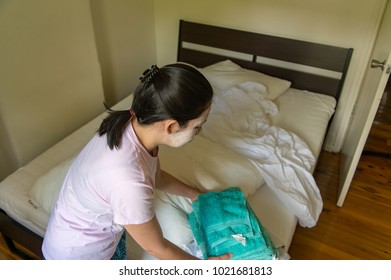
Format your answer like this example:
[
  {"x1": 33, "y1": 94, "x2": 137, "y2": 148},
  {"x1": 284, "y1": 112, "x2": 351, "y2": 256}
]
[{"x1": 0, "y1": 111, "x2": 18, "y2": 180}]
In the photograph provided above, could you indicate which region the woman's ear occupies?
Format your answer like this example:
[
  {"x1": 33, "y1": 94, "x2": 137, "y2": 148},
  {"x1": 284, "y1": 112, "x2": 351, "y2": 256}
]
[{"x1": 164, "y1": 119, "x2": 181, "y2": 134}]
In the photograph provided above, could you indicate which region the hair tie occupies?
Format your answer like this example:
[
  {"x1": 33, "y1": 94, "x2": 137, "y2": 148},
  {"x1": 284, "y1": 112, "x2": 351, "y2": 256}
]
[
  {"x1": 140, "y1": 65, "x2": 159, "y2": 84},
  {"x1": 129, "y1": 109, "x2": 134, "y2": 117}
]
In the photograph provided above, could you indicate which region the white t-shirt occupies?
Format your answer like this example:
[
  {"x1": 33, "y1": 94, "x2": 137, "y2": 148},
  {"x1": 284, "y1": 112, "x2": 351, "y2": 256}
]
[{"x1": 42, "y1": 122, "x2": 158, "y2": 259}]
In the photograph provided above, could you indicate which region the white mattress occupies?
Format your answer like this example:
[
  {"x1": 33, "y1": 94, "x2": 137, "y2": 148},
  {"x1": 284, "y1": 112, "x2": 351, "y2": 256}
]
[{"x1": 0, "y1": 88, "x2": 335, "y2": 258}]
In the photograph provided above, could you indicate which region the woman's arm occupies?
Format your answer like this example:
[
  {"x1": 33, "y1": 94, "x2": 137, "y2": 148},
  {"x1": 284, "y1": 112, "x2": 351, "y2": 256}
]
[
  {"x1": 156, "y1": 167, "x2": 201, "y2": 201},
  {"x1": 125, "y1": 216, "x2": 197, "y2": 259},
  {"x1": 125, "y1": 216, "x2": 232, "y2": 260}
]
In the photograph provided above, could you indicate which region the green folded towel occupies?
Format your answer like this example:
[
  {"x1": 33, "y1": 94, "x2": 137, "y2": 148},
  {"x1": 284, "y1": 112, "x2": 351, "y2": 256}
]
[{"x1": 188, "y1": 187, "x2": 278, "y2": 260}]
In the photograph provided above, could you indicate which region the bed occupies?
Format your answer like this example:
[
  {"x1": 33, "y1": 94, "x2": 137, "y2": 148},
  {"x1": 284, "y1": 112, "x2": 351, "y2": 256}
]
[{"x1": 0, "y1": 20, "x2": 353, "y2": 260}]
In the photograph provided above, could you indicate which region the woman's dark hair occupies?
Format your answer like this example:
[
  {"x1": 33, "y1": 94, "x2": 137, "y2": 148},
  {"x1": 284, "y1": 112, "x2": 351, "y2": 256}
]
[{"x1": 98, "y1": 63, "x2": 213, "y2": 149}]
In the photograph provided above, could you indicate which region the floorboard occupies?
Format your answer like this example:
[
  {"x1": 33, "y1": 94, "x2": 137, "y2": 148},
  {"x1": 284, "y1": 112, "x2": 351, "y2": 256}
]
[{"x1": 289, "y1": 79, "x2": 391, "y2": 260}]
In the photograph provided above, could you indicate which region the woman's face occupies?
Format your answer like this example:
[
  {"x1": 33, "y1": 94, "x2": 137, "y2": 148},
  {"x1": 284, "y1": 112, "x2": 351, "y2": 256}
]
[{"x1": 169, "y1": 105, "x2": 211, "y2": 147}]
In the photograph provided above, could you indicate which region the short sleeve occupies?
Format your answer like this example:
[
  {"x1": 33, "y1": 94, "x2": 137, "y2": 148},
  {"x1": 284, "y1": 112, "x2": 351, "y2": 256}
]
[{"x1": 110, "y1": 183, "x2": 155, "y2": 225}]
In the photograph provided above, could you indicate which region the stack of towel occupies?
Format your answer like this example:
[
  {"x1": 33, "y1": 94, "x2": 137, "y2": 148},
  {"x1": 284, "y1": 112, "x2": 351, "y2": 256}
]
[{"x1": 188, "y1": 187, "x2": 278, "y2": 260}]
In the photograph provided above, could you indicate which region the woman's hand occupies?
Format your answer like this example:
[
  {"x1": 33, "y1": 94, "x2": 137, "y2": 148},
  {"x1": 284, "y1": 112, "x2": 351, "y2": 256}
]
[
  {"x1": 190, "y1": 188, "x2": 202, "y2": 202},
  {"x1": 207, "y1": 253, "x2": 233, "y2": 260}
]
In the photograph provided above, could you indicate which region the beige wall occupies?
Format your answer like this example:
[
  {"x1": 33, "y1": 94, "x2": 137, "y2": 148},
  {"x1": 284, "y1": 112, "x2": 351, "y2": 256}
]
[
  {"x1": 0, "y1": 114, "x2": 18, "y2": 179},
  {"x1": 90, "y1": 0, "x2": 156, "y2": 106},
  {"x1": 0, "y1": 0, "x2": 105, "y2": 172},
  {"x1": 0, "y1": 0, "x2": 156, "y2": 180},
  {"x1": 154, "y1": 0, "x2": 387, "y2": 151}
]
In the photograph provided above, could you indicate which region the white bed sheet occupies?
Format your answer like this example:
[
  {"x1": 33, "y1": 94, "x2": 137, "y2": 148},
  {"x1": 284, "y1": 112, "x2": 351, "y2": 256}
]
[{"x1": 0, "y1": 87, "x2": 335, "y2": 258}]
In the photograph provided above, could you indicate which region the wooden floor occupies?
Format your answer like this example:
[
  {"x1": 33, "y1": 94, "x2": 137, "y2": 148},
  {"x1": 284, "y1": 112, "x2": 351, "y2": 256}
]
[
  {"x1": 288, "y1": 149, "x2": 391, "y2": 259},
  {"x1": 0, "y1": 232, "x2": 41, "y2": 260},
  {"x1": 0, "y1": 236, "x2": 21, "y2": 260}
]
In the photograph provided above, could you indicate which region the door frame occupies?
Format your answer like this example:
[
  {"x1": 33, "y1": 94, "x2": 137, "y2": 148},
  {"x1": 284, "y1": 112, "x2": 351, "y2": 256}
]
[{"x1": 338, "y1": 0, "x2": 391, "y2": 206}]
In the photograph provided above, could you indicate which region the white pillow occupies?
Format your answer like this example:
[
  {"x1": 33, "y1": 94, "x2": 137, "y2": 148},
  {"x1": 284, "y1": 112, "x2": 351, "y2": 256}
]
[
  {"x1": 200, "y1": 60, "x2": 291, "y2": 100},
  {"x1": 154, "y1": 191, "x2": 194, "y2": 250},
  {"x1": 29, "y1": 157, "x2": 75, "y2": 215}
]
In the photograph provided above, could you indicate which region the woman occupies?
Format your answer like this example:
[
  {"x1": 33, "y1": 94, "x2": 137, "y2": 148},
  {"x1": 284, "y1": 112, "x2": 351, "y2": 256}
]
[{"x1": 42, "y1": 63, "x2": 231, "y2": 260}]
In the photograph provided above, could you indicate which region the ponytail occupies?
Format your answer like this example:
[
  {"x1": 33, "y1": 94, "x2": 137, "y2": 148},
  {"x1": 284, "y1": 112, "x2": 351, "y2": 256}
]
[
  {"x1": 98, "y1": 103, "x2": 133, "y2": 150},
  {"x1": 98, "y1": 63, "x2": 213, "y2": 150}
]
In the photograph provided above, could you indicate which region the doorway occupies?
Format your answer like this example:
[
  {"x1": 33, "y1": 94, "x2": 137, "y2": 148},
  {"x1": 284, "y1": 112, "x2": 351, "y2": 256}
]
[
  {"x1": 363, "y1": 76, "x2": 391, "y2": 157},
  {"x1": 338, "y1": 0, "x2": 391, "y2": 206}
]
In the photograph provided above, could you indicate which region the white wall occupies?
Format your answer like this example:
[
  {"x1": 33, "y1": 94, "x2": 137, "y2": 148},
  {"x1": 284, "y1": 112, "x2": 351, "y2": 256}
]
[
  {"x1": 90, "y1": 0, "x2": 156, "y2": 106},
  {"x1": 0, "y1": 0, "x2": 157, "y2": 180},
  {"x1": 154, "y1": 0, "x2": 386, "y2": 151},
  {"x1": 0, "y1": 0, "x2": 105, "y2": 170},
  {"x1": 0, "y1": 115, "x2": 18, "y2": 180}
]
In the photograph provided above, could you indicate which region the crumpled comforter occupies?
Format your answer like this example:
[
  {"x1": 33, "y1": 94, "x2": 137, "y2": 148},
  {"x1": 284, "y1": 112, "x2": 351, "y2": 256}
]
[{"x1": 201, "y1": 82, "x2": 323, "y2": 227}]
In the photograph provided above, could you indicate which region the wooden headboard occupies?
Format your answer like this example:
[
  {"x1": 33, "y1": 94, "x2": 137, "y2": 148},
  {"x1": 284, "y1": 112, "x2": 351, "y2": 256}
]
[{"x1": 177, "y1": 20, "x2": 353, "y2": 100}]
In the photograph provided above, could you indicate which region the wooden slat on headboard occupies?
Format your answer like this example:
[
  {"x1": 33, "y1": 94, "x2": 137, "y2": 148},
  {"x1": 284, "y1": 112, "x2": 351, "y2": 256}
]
[{"x1": 177, "y1": 20, "x2": 353, "y2": 100}]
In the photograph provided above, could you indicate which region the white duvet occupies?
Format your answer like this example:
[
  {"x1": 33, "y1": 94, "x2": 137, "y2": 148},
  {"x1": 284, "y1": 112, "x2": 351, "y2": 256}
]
[{"x1": 200, "y1": 81, "x2": 322, "y2": 227}]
